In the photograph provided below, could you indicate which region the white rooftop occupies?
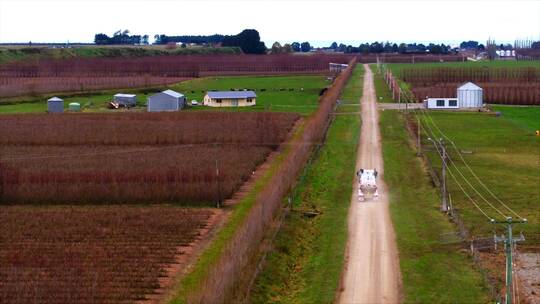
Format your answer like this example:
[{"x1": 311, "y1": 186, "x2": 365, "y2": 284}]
[
  {"x1": 47, "y1": 97, "x2": 63, "y2": 102},
  {"x1": 458, "y1": 82, "x2": 482, "y2": 91},
  {"x1": 162, "y1": 89, "x2": 184, "y2": 98},
  {"x1": 114, "y1": 93, "x2": 136, "y2": 98}
]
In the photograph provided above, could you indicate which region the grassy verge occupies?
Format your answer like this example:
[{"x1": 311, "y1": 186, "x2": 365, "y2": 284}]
[
  {"x1": 249, "y1": 66, "x2": 363, "y2": 303},
  {"x1": 380, "y1": 110, "x2": 491, "y2": 303},
  {"x1": 369, "y1": 64, "x2": 394, "y2": 103},
  {"x1": 169, "y1": 120, "x2": 307, "y2": 304},
  {"x1": 0, "y1": 75, "x2": 327, "y2": 115}
]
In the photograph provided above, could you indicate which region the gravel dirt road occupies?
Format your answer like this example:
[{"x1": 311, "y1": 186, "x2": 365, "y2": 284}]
[{"x1": 338, "y1": 64, "x2": 401, "y2": 304}]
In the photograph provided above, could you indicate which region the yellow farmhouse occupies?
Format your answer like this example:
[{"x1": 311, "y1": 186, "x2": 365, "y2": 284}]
[{"x1": 203, "y1": 91, "x2": 257, "y2": 107}]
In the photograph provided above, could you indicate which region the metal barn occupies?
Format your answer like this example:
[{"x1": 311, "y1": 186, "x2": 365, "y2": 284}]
[
  {"x1": 147, "y1": 90, "x2": 185, "y2": 112},
  {"x1": 457, "y1": 82, "x2": 483, "y2": 108},
  {"x1": 114, "y1": 93, "x2": 137, "y2": 107},
  {"x1": 47, "y1": 97, "x2": 64, "y2": 113}
]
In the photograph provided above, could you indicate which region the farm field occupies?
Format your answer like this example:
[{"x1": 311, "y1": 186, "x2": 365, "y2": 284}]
[
  {"x1": 415, "y1": 108, "x2": 539, "y2": 237},
  {"x1": 0, "y1": 206, "x2": 215, "y2": 303},
  {"x1": 490, "y1": 105, "x2": 540, "y2": 131},
  {"x1": 388, "y1": 60, "x2": 540, "y2": 73},
  {"x1": 250, "y1": 65, "x2": 363, "y2": 303},
  {"x1": 380, "y1": 110, "x2": 490, "y2": 303},
  {"x1": 0, "y1": 54, "x2": 350, "y2": 98},
  {"x1": 0, "y1": 112, "x2": 298, "y2": 205},
  {"x1": 0, "y1": 45, "x2": 242, "y2": 63},
  {"x1": 0, "y1": 75, "x2": 327, "y2": 115},
  {"x1": 385, "y1": 60, "x2": 540, "y2": 105}
]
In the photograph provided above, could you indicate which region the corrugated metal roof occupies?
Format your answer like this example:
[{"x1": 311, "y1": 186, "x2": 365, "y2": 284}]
[
  {"x1": 114, "y1": 93, "x2": 136, "y2": 98},
  {"x1": 162, "y1": 89, "x2": 184, "y2": 98},
  {"x1": 207, "y1": 91, "x2": 257, "y2": 99},
  {"x1": 458, "y1": 82, "x2": 482, "y2": 91},
  {"x1": 47, "y1": 97, "x2": 63, "y2": 102}
]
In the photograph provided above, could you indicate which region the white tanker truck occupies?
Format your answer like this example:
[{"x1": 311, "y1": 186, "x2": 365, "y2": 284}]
[{"x1": 357, "y1": 169, "x2": 378, "y2": 202}]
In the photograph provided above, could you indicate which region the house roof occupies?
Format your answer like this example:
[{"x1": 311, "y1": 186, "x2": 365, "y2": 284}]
[
  {"x1": 207, "y1": 91, "x2": 257, "y2": 99},
  {"x1": 114, "y1": 93, "x2": 136, "y2": 98},
  {"x1": 47, "y1": 97, "x2": 63, "y2": 102},
  {"x1": 162, "y1": 89, "x2": 184, "y2": 98},
  {"x1": 458, "y1": 82, "x2": 482, "y2": 91}
]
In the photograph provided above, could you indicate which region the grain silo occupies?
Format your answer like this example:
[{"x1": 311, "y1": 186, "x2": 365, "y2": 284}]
[
  {"x1": 457, "y1": 82, "x2": 483, "y2": 108},
  {"x1": 47, "y1": 97, "x2": 64, "y2": 113}
]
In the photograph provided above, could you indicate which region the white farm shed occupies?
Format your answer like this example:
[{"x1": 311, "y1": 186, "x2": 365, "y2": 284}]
[
  {"x1": 114, "y1": 93, "x2": 136, "y2": 107},
  {"x1": 47, "y1": 97, "x2": 64, "y2": 113},
  {"x1": 425, "y1": 98, "x2": 459, "y2": 109},
  {"x1": 147, "y1": 90, "x2": 185, "y2": 112},
  {"x1": 457, "y1": 82, "x2": 483, "y2": 108}
]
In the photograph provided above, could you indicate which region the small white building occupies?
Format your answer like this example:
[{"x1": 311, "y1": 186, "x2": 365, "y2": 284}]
[
  {"x1": 114, "y1": 93, "x2": 136, "y2": 107},
  {"x1": 329, "y1": 63, "x2": 349, "y2": 73},
  {"x1": 147, "y1": 90, "x2": 185, "y2": 112},
  {"x1": 47, "y1": 97, "x2": 64, "y2": 113},
  {"x1": 425, "y1": 98, "x2": 459, "y2": 109},
  {"x1": 425, "y1": 82, "x2": 483, "y2": 109}
]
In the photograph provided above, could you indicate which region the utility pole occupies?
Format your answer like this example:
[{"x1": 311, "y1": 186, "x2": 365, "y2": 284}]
[
  {"x1": 429, "y1": 138, "x2": 448, "y2": 212},
  {"x1": 416, "y1": 115, "x2": 421, "y2": 156},
  {"x1": 440, "y1": 139, "x2": 448, "y2": 212},
  {"x1": 215, "y1": 159, "x2": 221, "y2": 208},
  {"x1": 493, "y1": 217, "x2": 527, "y2": 304}
]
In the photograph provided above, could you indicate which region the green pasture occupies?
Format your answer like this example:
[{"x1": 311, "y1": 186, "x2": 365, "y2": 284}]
[
  {"x1": 0, "y1": 75, "x2": 328, "y2": 115},
  {"x1": 416, "y1": 108, "x2": 539, "y2": 237}
]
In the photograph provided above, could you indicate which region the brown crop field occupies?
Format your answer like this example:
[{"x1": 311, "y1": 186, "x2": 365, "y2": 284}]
[
  {"x1": 0, "y1": 206, "x2": 215, "y2": 303},
  {"x1": 0, "y1": 54, "x2": 352, "y2": 98},
  {"x1": 0, "y1": 112, "x2": 299, "y2": 204},
  {"x1": 397, "y1": 66, "x2": 540, "y2": 104}
]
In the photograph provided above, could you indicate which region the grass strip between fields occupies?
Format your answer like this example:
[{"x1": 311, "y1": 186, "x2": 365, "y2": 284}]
[
  {"x1": 379, "y1": 110, "x2": 491, "y2": 303},
  {"x1": 169, "y1": 120, "x2": 308, "y2": 304},
  {"x1": 370, "y1": 64, "x2": 395, "y2": 103},
  {"x1": 249, "y1": 65, "x2": 364, "y2": 303}
]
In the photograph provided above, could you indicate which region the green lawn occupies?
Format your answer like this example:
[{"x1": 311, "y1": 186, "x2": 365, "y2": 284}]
[
  {"x1": 416, "y1": 109, "x2": 539, "y2": 237},
  {"x1": 0, "y1": 75, "x2": 327, "y2": 115},
  {"x1": 250, "y1": 66, "x2": 363, "y2": 303},
  {"x1": 380, "y1": 110, "x2": 491, "y2": 303},
  {"x1": 169, "y1": 75, "x2": 328, "y2": 114},
  {"x1": 490, "y1": 105, "x2": 540, "y2": 132}
]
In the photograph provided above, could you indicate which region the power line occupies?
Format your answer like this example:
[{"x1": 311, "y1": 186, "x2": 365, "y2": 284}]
[
  {"x1": 420, "y1": 112, "x2": 508, "y2": 218},
  {"x1": 421, "y1": 111, "x2": 525, "y2": 220},
  {"x1": 418, "y1": 114, "x2": 494, "y2": 220}
]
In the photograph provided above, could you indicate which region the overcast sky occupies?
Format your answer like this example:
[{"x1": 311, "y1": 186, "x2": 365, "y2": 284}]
[{"x1": 0, "y1": 0, "x2": 539, "y2": 47}]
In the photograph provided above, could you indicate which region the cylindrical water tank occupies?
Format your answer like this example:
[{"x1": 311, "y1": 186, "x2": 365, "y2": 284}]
[{"x1": 457, "y1": 83, "x2": 483, "y2": 108}]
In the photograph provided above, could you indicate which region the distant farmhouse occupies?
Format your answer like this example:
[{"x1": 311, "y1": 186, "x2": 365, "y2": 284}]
[
  {"x1": 203, "y1": 91, "x2": 257, "y2": 107},
  {"x1": 425, "y1": 82, "x2": 483, "y2": 109},
  {"x1": 147, "y1": 90, "x2": 185, "y2": 112}
]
